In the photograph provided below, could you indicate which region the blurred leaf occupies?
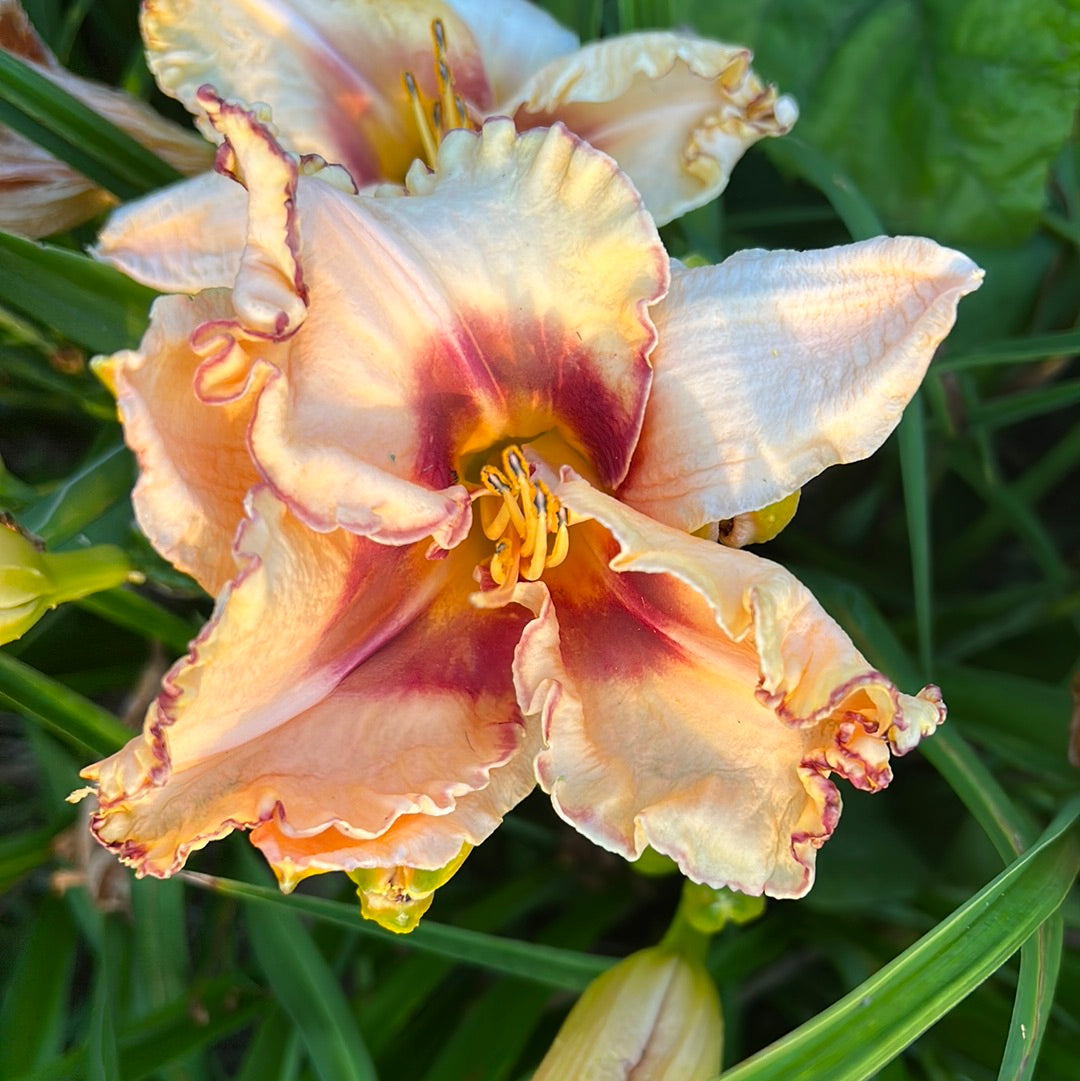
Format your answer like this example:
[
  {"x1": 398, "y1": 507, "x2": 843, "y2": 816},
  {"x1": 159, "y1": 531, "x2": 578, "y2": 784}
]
[
  {"x1": 0, "y1": 648, "x2": 128, "y2": 758},
  {"x1": 0, "y1": 232, "x2": 156, "y2": 353},
  {"x1": 12, "y1": 978, "x2": 264, "y2": 1081},
  {"x1": 0, "y1": 896, "x2": 78, "y2": 1075},
  {"x1": 686, "y1": 0, "x2": 1080, "y2": 244},
  {"x1": 939, "y1": 326, "x2": 1080, "y2": 372},
  {"x1": 17, "y1": 441, "x2": 133, "y2": 547},
  {"x1": 718, "y1": 800, "x2": 1080, "y2": 1081},
  {"x1": 182, "y1": 869, "x2": 611, "y2": 991},
  {"x1": 0, "y1": 48, "x2": 183, "y2": 199},
  {"x1": 897, "y1": 394, "x2": 933, "y2": 676},
  {"x1": 76, "y1": 589, "x2": 197, "y2": 657},
  {"x1": 238, "y1": 853, "x2": 376, "y2": 1081},
  {"x1": 0, "y1": 825, "x2": 55, "y2": 890}
]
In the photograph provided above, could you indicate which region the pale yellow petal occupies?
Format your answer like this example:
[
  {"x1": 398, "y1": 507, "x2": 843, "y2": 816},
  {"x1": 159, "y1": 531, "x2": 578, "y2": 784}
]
[
  {"x1": 621, "y1": 239, "x2": 983, "y2": 531},
  {"x1": 505, "y1": 33, "x2": 796, "y2": 225},
  {"x1": 93, "y1": 172, "x2": 246, "y2": 293}
]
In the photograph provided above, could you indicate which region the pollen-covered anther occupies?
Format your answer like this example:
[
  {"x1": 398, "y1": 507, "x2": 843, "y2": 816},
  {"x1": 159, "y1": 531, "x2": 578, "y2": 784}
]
[
  {"x1": 402, "y1": 19, "x2": 475, "y2": 169},
  {"x1": 477, "y1": 446, "x2": 570, "y2": 586}
]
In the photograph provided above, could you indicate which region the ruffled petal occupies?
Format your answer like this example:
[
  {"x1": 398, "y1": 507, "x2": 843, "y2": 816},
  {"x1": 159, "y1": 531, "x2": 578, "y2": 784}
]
[
  {"x1": 0, "y1": 0, "x2": 209, "y2": 236},
  {"x1": 525, "y1": 475, "x2": 943, "y2": 898},
  {"x1": 141, "y1": 0, "x2": 490, "y2": 184},
  {"x1": 620, "y1": 239, "x2": 984, "y2": 531},
  {"x1": 201, "y1": 104, "x2": 666, "y2": 542},
  {"x1": 81, "y1": 488, "x2": 532, "y2": 878},
  {"x1": 251, "y1": 719, "x2": 542, "y2": 889},
  {"x1": 97, "y1": 291, "x2": 267, "y2": 595},
  {"x1": 93, "y1": 172, "x2": 246, "y2": 293},
  {"x1": 505, "y1": 33, "x2": 797, "y2": 226},
  {"x1": 446, "y1": 0, "x2": 577, "y2": 104}
]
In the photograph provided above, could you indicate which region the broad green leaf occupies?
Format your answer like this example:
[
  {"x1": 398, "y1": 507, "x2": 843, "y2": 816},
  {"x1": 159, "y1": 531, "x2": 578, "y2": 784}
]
[
  {"x1": 682, "y1": 0, "x2": 1080, "y2": 244},
  {"x1": 0, "y1": 825, "x2": 55, "y2": 890},
  {"x1": 0, "y1": 48, "x2": 183, "y2": 199},
  {"x1": 0, "y1": 231, "x2": 156, "y2": 353},
  {"x1": 717, "y1": 801, "x2": 1080, "y2": 1081},
  {"x1": 181, "y1": 869, "x2": 611, "y2": 991}
]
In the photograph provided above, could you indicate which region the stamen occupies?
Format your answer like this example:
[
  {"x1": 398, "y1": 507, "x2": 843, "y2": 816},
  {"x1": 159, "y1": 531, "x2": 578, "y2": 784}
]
[
  {"x1": 476, "y1": 445, "x2": 574, "y2": 589},
  {"x1": 402, "y1": 71, "x2": 439, "y2": 167}
]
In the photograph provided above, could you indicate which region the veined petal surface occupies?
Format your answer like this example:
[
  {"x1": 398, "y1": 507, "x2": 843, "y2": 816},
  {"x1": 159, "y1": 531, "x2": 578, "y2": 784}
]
[
  {"x1": 529, "y1": 476, "x2": 943, "y2": 897},
  {"x1": 620, "y1": 239, "x2": 984, "y2": 531},
  {"x1": 142, "y1": 0, "x2": 489, "y2": 184},
  {"x1": 505, "y1": 33, "x2": 797, "y2": 226},
  {"x1": 82, "y1": 489, "x2": 532, "y2": 878}
]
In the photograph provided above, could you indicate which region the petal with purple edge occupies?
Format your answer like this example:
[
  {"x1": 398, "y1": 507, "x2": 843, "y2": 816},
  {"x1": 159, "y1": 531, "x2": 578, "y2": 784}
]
[
  {"x1": 505, "y1": 33, "x2": 797, "y2": 226},
  {"x1": 620, "y1": 239, "x2": 984, "y2": 532},
  {"x1": 98, "y1": 291, "x2": 265, "y2": 595},
  {"x1": 240, "y1": 117, "x2": 666, "y2": 545},
  {"x1": 526, "y1": 475, "x2": 943, "y2": 898},
  {"x1": 81, "y1": 488, "x2": 534, "y2": 879}
]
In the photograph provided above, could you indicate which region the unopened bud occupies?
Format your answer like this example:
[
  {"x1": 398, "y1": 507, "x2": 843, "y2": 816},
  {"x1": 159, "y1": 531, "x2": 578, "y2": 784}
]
[
  {"x1": 1, "y1": 517, "x2": 136, "y2": 644},
  {"x1": 533, "y1": 946, "x2": 723, "y2": 1081}
]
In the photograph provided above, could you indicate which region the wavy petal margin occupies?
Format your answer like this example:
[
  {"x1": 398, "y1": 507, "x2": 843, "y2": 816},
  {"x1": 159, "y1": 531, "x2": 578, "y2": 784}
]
[
  {"x1": 621, "y1": 238, "x2": 984, "y2": 531},
  {"x1": 78, "y1": 489, "x2": 532, "y2": 879},
  {"x1": 525, "y1": 476, "x2": 943, "y2": 897},
  {"x1": 506, "y1": 32, "x2": 797, "y2": 226}
]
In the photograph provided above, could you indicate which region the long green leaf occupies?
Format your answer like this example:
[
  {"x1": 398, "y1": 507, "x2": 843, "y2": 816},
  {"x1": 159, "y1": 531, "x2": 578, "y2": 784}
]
[
  {"x1": 0, "y1": 48, "x2": 183, "y2": 198},
  {"x1": 0, "y1": 649, "x2": 129, "y2": 758},
  {"x1": 238, "y1": 852, "x2": 376, "y2": 1081},
  {"x1": 0, "y1": 231, "x2": 156, "y2": 353},
  {"x1": 897, "y1": 393, "x2": 933, "y2": 677},
  {"x1": 718, "y1": 802, "x2": 1080, "y2": 1081},
  {"x1": 181, "y1": 869, "x2": 611, "y2": 992}
]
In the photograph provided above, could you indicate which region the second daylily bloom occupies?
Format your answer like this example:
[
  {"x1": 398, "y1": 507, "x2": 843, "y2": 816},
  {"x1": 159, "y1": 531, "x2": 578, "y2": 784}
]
[
  {"x1": 94, "y1": 0, "x2": 796, "y2": 290},
  {"x1": 0, "y1": 0, "x2": 210, "y2": 236},
  {"x1": 77, "y1": 97, "x2": 980, "y2": 926}
]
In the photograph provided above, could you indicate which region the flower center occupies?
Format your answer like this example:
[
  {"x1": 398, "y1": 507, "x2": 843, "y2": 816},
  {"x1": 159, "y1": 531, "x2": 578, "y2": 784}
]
[
  {"x1": 475, "y1": 445, "x2": 570, "y2": 587},
  {"x1": 402, "y1": 19, "x2": 474, "y2": 168}
]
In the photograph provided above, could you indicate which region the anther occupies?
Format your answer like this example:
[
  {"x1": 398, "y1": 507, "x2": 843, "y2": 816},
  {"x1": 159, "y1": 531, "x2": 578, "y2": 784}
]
[{"x1": 402, "y1": 71, "x2": 439, "y2": 167}]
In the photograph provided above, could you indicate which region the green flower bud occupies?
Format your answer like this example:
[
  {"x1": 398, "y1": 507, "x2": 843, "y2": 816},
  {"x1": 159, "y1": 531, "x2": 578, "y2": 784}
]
[{"x1": 1, "y1": 517, "x2": 136, "y2": 645}]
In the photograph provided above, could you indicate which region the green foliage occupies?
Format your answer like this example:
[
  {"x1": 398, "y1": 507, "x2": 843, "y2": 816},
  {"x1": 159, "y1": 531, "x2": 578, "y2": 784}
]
[
  {"x1": 681, "y1": 0, "x2": 1080, "y2": 244},
  {"x1": 1, "y1": 1, "x2": 1077, "y2": 1080}
]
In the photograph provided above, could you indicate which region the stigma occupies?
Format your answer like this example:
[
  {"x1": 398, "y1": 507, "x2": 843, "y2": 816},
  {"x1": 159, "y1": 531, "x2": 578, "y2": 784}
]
[
  {"x1": 402, "y1": 19, "x2": 474, "y2": 168},
  {"x1": 476, "y1": 446, "x2": 570, "y2": 586}
]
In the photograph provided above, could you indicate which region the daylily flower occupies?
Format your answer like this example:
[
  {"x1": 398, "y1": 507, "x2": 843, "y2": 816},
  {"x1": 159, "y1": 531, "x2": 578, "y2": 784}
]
[
  {"x1": 76, "y1": 98, "x2": 981, "y2": 928},
  {"x1": 0, "y1": 0, "x2": 210, "y2": 237},
  {"x1": 94, "y1": 0, "x2": 796, "y2": 289}
]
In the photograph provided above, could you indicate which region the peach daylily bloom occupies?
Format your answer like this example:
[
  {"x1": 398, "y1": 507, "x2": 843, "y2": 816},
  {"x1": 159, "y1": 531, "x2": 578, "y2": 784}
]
[
  {"x1": 77, "y1": 98, "x2": 981, "y2": 928},
  {"x1": 94, "y1": 0, "x2": 796, "y2": 291},
  {"x1": 0, "y1": 0, "x2": 210, "y2": 237}
]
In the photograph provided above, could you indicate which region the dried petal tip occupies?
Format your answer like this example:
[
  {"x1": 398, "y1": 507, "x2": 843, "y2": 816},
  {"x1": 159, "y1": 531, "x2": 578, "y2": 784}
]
[
  {"x1": 533, "y1": 946, "x2": 723, "y2": 1081},
  {"x1": 348, "y1": 844, "x2": 472, "y2": 934}
]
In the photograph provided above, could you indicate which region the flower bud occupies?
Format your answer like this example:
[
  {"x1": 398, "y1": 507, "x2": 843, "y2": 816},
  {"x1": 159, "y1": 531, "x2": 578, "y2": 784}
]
[
  {"x1": 533, "y1": 946, "x2": 723, "y2": 1081},
  {"x1": 1, "y1": 517, "x2": 135, "y2": 644}
]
